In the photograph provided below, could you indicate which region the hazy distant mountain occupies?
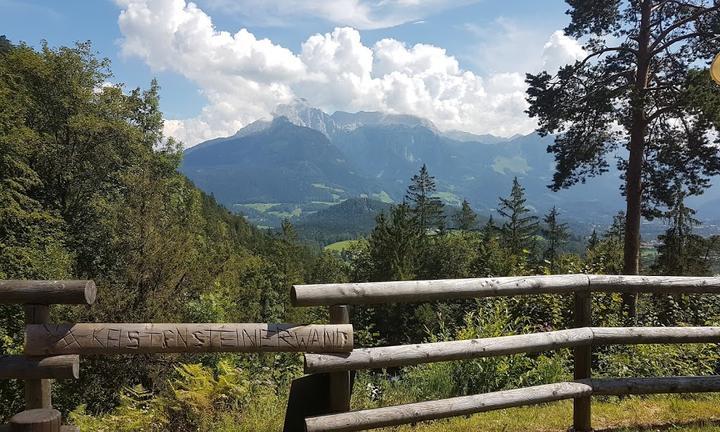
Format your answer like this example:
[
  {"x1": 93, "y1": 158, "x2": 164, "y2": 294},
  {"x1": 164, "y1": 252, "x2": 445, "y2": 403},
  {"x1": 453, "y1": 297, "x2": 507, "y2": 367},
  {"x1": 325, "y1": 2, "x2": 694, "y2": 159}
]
[
  {"x1": 181, "y1": 101, "x2": 720, "y2": 232},
  {"x1": 181, "y1": 116, "x2": 382, "y2": 205},
  {"x1": 441, "y1": 130, "x2": 510, "y2": 144},
  {"x1": 273, "y1": 98, "x2": 439, "y2": 138}
]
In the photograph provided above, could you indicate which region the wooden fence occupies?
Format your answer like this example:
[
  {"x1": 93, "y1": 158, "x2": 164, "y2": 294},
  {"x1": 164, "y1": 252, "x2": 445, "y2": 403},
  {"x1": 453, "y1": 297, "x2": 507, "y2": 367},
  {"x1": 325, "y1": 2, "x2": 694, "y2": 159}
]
[
  {"x1": 291, "y1": 274, "x2": 720, "y2": 432},
  {"x1": 3, "y1": 275, "x2": 720, "y2": 431},
  {"x1": 0, "y1": 280, "x2": 353, "y2": 431}
]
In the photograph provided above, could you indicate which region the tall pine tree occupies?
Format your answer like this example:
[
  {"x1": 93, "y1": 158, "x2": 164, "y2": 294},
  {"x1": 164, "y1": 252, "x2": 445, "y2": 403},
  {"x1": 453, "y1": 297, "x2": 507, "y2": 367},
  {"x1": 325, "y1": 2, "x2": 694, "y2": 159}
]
[
  {"x1": 455, "y1": 199, "x2": 478, "y2": 231},
  {"x1": 526, "y1": 1, "x2": 720, "y2": 317},
  {"x1": 541, "y1": 206, "x2": 569, "y2": 273},
  {"x1": 406, "y1": 164, "x2": 445, "y2": 234},
  {"x1": 497, "y1": 177, "x2": 539, "y2": 256},
  {"x1": 652, "y1": 183, "x2": 709, "y2": 276}
]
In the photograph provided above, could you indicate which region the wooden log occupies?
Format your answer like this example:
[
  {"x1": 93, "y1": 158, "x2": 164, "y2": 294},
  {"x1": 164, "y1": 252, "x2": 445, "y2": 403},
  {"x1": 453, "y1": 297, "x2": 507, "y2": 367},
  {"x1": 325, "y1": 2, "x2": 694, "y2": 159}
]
[
  {"x1": 292, "y1": 275, "x2": 720, "y2": 307},
  {"x1": 0, "y1": 281, "x2": 96, "y2": 305},
  {"x1": 588, "y1": 275, "x2": 720, "y2": 294},
  {"x1": 9, "y1": 409, "x2": 60, "y2": 432},
  {"x1": 591, "y1": 326, "x2": 720, "y2": 344},
  {"x1": 292, "y1": 274, "x2": 590, "y2": 307},
  {"x1": 25, "y1": 323, "x2": 353, "y2": 355},
  {"x1": 305, "y1": 326, "x2": 720, "y2": 374},
  {"x1": 328, "y1": 305, "x2": 352, "y2": 412},
  {"x1": 24, "y1": 306, "x2": 51, "y2": 410},
  {"x1": 0, "y1": 355, "x2": 79, "y2": 380},
  {"x1": 1, "y1": 426, "x2": 79, "y2": 432},
  {"x1": 573, "y1": 291, "x2": 592, "y2": 432},
  {"x1": 304, "y1": 328, "x2": 593, "y2": 373},
  {"x1": 586, "y1": 376, "x2": 720, "y2": 395},
  {"x1": 304, "y1": 381, "x2": 592, "y2": 432}
]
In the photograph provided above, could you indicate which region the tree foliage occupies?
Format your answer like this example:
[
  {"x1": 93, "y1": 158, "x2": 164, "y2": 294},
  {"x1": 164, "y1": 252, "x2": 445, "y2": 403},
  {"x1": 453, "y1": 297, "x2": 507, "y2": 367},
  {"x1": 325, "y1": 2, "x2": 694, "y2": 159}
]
[
  {"x1": 454, "y1": 199, "x2": 478, "y2": 231},
  {"x1": 0, "y1": 39, "x2": 317, "y2": 419},
  {"x1": 541, "y1": 206, "x2": 570, "y2": 273},
  {"x1": 497, "y1": 177, "x2": 539, "y2": 256},
  {"x1": 526, "y1": 0, "x2": 720, "y2": 301},
  {"x1": 405, "y1": 164, "x2": 445, "y2": 234}
]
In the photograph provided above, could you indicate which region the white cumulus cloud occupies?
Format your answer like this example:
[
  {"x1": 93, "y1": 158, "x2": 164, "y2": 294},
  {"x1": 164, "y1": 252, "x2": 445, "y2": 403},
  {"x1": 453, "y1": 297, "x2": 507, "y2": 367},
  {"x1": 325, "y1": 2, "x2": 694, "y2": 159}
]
[
  {"x1": 542, "y1": 30, "x2": 586, "y2": 72},
  {"x1": 116, "y1": 0, "x2": 579, "y2": 146},
  {"x1": 198, "y1": 0, "x2": 480, "y2": 30}
]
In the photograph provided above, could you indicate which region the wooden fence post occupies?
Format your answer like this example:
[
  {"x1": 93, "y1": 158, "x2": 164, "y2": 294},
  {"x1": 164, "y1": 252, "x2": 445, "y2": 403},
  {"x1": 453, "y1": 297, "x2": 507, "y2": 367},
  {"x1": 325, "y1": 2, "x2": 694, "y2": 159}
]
[
  {"x1": 573, "y1": 290, "x2": 592, "y2": 432},
  {"x1": 24, "y1": 305, "x2": 51, "y2": 409},
  {"x1": 328, "y1": 305, "x2": 351, "y2": 412}
]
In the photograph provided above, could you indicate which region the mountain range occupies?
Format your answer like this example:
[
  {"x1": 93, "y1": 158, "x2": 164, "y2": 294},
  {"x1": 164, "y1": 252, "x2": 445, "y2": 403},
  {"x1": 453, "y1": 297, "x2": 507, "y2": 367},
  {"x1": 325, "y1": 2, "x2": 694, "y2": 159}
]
[{"x1": 180, "y1": 99, "x2": 720, "y2": 237}]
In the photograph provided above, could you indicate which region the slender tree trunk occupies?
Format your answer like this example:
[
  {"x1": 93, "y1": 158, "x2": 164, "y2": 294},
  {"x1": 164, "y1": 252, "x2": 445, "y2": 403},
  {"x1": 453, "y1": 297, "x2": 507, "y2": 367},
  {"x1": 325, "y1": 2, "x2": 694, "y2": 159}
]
[{"x1": 622, "y1": 0, "x2": 653, "y2": 321}]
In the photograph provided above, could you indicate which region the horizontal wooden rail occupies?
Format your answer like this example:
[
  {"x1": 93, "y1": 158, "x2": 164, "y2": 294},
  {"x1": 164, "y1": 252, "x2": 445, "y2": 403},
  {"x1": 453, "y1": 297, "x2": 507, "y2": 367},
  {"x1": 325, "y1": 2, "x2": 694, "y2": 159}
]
[
  {"x1": 292, "y1": 275, "x2": 720, "y2": 306},
  {"x1": 304, "y1": 376, "x2": 720, "y2": 432},
  {"x1": 587, "y1": 376, "x2": 720, "y2": 395},
  {"x1": 0, "y1": 355, "x2": 79, "y2": 380},
  {"x1": 0, "y1": 425, "x2": 78, "y2": 432},
  {"x1": 292, "y1": 275, "x2": 588, "y2": 306},
  {"x1": 304, "y1": 327, "x2": 720, "y2": 373},
  {"x1": 305, "y1": 328, "x2": 592, "y2": 373},
  {"x1": 592, "y1": 326, "x2": 720, "y2": 344},
  {"x1": 0, "y1": 280, "x2": 96, "y2": 305},
  {"x1": 25, "y1": 323, "x2": 353, "y2": 355},
  {"x1": 304, "y1": 382, "x2": 592, "y2": 432}
]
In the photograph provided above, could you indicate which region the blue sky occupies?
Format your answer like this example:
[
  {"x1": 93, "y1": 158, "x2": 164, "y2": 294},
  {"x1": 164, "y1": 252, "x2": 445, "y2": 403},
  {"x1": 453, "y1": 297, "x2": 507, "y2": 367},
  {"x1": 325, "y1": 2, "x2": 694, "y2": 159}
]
[{"x1": 0, "y1": 0, "x2": 582, "y2": 146}]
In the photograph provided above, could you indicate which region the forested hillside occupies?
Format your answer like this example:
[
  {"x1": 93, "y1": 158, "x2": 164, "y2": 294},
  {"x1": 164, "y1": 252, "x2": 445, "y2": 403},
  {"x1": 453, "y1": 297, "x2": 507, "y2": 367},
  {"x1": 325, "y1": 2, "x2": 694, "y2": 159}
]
[
  {"x1": 0, "y1": 39, "x2": 323, "y2": 424},
  {"x1": 2, "y1": 15, "x2": 720, "y2": 430}
]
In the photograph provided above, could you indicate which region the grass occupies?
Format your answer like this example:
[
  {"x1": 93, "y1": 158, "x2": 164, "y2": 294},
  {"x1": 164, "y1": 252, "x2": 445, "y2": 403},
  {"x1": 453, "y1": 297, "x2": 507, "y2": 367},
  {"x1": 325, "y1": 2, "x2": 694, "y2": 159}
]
[
  {"x1": 235, "y1": 203, "x2": 278, "y2": 212},
  {"x1": 324, "y1": 239, "x2": 361, "y2": 251},
  {"x1": 312, "y1": 183, "x2": 346, "y2": 194},
  {"x1": 378, "y1": 395, "x2": 720, "y2": 432}
]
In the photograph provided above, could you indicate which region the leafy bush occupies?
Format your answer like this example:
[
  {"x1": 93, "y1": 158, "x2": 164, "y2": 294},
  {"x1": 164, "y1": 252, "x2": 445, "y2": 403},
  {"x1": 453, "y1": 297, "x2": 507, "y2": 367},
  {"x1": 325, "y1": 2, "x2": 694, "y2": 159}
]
[{"x1": 69, "y1": 360, "x2": 292, "y2": 432}]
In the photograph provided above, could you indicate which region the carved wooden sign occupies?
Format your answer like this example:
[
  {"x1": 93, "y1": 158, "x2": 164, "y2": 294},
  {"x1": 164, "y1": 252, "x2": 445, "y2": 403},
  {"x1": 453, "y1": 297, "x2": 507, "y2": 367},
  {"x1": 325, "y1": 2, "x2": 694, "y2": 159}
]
[{"x1": 25, "y1": 323, "x2": 353, "y2": 355}]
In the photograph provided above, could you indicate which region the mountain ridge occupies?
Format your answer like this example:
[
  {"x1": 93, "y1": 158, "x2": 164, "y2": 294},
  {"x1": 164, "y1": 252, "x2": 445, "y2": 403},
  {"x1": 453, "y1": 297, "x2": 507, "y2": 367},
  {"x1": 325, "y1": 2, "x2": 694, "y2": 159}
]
[{"x1": 180, "y1": 100, "x2": 720, "y2": 233}]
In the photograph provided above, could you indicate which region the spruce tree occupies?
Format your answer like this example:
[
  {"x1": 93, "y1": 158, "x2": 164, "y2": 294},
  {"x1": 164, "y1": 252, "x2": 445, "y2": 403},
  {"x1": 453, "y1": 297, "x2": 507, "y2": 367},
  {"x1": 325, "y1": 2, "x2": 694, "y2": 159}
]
[
  {"x1": 497, "y1": 177, "x2": 539, "y2": 256},
  {"x1": 652, "y1": 184, "x2": 708, "y2": 276},
  {"x1": 455, "y1": 199, "x2": 478, "y2": 231},
  {"x1": 367, "y1": 203, "x2": 420, "y2": 281},
  {"x1": 541, "y1": 206, "x2": 569, "y2": 273},
  {"x1": 587, "y1": 212, "x2": 626, "y2": 275},
  {"x1": 405, "y1": 164, "x2": 445, "y2": 234},
  {"x1": 526, "y1": 1, "x2": 720, "y2": 317},
  {"x1": 586, "y1": 230, "x2": 599, "y2": 252}
]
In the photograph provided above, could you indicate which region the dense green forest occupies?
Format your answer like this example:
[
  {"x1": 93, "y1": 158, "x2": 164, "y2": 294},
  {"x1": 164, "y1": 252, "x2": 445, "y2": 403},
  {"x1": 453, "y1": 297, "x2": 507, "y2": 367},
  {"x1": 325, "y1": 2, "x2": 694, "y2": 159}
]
[{"x1": 2, "y1": 15, "x2": 720, "y2": 432}]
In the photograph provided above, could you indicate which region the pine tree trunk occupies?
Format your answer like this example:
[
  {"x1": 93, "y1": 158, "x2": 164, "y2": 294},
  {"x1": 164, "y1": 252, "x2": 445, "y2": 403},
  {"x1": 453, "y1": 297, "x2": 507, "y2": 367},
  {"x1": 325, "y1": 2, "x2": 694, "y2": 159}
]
[{"x1": 622, "y1": 0, "x2": 652, "y2": 321}]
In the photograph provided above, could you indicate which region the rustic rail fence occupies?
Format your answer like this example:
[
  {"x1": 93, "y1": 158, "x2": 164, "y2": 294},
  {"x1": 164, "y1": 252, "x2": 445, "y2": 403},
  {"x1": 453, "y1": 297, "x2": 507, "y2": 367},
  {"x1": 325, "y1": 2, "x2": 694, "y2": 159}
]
[
  {"x1": 0, "y1": 280, "x2": 353, "y2": 431},
  {"x1": 291, "y1": 274, "x2": 720, "y2": 432},
  {"x1": 4, "y1": 275, "x2": 720, "y2": 431}
]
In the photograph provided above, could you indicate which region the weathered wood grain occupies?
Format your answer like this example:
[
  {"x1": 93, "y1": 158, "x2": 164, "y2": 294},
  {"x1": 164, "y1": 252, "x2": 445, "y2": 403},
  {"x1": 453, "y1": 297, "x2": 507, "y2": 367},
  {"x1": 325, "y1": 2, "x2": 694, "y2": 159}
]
[
  {"x1": 304, "y1": 326, "x2": 720, "y2": 373},
  {"x1": 25, "y1": 323, "x2": 353, "y2": 355},
  {"x1": 292, "y1": 275, "x2": 720, "y2": 307},
  {"x1": 304, "y1": 382, "x2": 592, "y2": 432},
  {"x1": 328, "y1": 305, "x2": 352, "y2": 412},
  {"x1": 9, "y1": 408, "x2": 60, "y2": 432},
  {"x1": 304, "y1": 328, "x2": 593, "y2": 373},
  {"x1": 0, "y1": 281, "x2": 96, "y2": 305},
  {"x1": 292, "y1": 274, "x2": 590, "y2": 306},
  {"x1": 573, "y1": 291, "x2": 592, "y2": 432},
  {"x1": 0, "y1": 426, "x2": 76, "y2": 432},
  {"x1": 24, "y1": 306, "x2": 51, "y2": 410},
  {"x1": 591, "y1": 326, "x2": 720, "y2": 344},
  {"x1": 589, "y1": 275, "x2": 720, "y2": 294},
  {"x1": 0, "y1": 356, "x2": 79, "y2": 380},
  {"x1": 587, "y1": 376, "x2": 720, "y2": 395}
]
